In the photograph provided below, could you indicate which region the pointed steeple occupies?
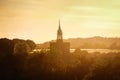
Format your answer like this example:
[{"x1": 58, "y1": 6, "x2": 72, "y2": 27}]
[
  {"x1": 58, "y1": 19, "x2": 61, "y2": 30},
  {"x1": 57, "y1": 20, "x2": 63, "y2": 42},
  {"x1": 57, "y1": 19, "x2": 62, "y2": 35}
]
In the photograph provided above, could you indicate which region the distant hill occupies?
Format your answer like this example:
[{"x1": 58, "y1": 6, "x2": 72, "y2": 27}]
[{"x1": 36, "y1": 36, "x2": 120, "y2": 49}]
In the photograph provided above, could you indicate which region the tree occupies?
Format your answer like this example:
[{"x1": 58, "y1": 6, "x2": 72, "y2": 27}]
[
  {"x1": 0, "y1": 38, "x2": 14, "y2": 58},
  {"x1": 26, "y1": 40, "x2": 36, "y2": 51}
]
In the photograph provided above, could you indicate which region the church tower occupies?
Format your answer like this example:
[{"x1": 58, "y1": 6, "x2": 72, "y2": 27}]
[
  {"x1": 50, "y1": 20, "x2": 70, "y2": 54},
  {"x1": 57, "y1": 20, "x2": 63, "y2": 43}
]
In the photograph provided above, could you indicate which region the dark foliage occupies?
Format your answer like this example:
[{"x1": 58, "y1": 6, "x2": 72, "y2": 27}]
[{"x1": 0, "y1": 39, "x2": 120, "y2": 80}]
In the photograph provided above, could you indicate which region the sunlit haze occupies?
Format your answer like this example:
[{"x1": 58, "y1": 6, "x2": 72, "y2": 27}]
[{"x1": 0, "y1": 0, "x2": 120, "y2": 43}]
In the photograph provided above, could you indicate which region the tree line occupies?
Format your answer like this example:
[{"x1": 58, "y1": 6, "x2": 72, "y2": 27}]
[
  {"x1": 0, "y1": 38, "x2": 120, "y2": 80},
  {"x1": 38, "y1": 36, "x2": 120, "y2": 49}
]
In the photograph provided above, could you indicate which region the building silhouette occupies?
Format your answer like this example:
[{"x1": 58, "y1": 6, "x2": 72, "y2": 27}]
[{"x1": 50, "y1": 20, "x2": 70, "y2": 54}]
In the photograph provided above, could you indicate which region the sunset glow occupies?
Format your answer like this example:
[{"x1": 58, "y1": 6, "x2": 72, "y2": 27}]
[{"x1": 0, "y1": 0, "x2": 120, "y2": 43}]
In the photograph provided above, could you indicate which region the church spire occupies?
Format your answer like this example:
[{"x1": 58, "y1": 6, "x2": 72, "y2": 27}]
[
  {"x1": 57, "y1": 20, "x2": 63, "y2": 42},
  {"x1": 59, "y1": 19, "x2": 61, "y2": 30}
]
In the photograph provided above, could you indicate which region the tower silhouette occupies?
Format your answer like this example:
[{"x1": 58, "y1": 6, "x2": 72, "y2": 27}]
[
  {"x1": 57, "y1": 20, "x2": 63, "y2": 43},
  {"x1": 50, "y1": 20, "x2": 70, "y2": 54}
]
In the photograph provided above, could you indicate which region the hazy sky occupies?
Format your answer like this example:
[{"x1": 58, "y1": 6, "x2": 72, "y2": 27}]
[{"x1": 0, "y1": 0, "x2": 120, "y2": 43}]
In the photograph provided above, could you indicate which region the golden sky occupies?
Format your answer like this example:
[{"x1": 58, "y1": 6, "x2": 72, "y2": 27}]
[{"x1": 0, "y1": 0, "x2": 120, "y2": 43}]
